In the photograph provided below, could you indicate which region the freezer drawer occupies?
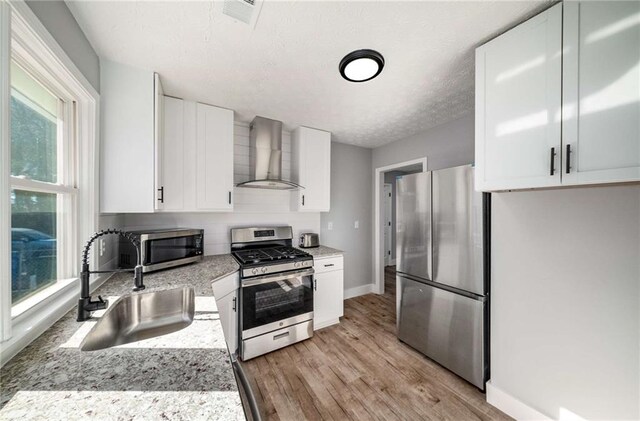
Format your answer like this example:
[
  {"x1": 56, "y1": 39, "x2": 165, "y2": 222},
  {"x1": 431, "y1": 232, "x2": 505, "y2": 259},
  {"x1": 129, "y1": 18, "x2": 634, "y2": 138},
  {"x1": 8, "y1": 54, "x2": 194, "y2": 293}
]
[{"x1": 397, "y1": 275, "x2": 486, "y2": 389}]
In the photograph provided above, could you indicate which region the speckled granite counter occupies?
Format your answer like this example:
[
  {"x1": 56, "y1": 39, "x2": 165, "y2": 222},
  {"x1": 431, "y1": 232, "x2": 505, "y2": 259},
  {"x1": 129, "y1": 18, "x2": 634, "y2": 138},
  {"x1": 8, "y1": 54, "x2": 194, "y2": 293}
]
[
  {"x1": 0, "y1": 254, "x2": 243, "y2": 421},
  {"x1": 303, "y1": 245, "x2": 343, "y2": 258}
]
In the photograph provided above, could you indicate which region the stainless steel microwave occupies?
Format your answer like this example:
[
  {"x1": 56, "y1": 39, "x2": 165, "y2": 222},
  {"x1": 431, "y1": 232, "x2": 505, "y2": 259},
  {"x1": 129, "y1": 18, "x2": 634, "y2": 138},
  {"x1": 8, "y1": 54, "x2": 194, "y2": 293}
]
[{"x1": 119, "y1": 228, "x2": 204, "y2": 273}]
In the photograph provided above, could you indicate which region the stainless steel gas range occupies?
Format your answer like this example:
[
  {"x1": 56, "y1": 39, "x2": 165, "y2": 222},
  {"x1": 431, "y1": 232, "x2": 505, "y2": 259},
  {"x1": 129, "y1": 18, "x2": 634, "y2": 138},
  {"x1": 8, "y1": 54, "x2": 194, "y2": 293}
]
[{"x1": 231, "y1": 226, "x2": 314, "y2": 361}]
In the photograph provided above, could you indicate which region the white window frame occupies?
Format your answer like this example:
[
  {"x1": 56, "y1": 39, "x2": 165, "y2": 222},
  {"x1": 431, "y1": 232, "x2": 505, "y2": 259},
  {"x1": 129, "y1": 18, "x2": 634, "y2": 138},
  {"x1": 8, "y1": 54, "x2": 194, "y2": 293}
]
[
  {"x1": 0, "y1": 0, "x2": 99, "y2": 365},
  {"x1": 9, "y1": 53, "x2": 78, "y2": 316}
]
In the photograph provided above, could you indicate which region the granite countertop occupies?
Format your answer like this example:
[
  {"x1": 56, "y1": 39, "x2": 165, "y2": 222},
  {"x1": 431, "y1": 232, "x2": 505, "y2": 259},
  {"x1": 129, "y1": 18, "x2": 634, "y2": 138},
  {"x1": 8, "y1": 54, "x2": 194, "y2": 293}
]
[
  {"x1": 303, "y1": 245, "x2": 344, "y2": 258},
  {"x1": 0, "y1": 254, "x2": 243, "y2": 421}
]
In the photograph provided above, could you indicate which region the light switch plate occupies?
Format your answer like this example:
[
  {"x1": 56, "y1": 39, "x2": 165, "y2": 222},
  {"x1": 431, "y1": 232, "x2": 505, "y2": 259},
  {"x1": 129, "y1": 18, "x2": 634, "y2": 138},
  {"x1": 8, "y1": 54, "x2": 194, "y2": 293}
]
[
  {"x1": 354, "y1": 220, "x2": 359, "y2": 229},
  {"x1": 327, "y1": 222, "x2": 333, "y2": 231}
]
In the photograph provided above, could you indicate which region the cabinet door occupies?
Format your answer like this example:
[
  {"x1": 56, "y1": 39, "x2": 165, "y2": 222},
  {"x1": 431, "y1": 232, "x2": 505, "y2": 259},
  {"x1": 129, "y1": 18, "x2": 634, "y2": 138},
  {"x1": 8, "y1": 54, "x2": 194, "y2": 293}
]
[
  {"x1": 313, "y1": 269, "x2": 343, "y2": 330},
  {"x1": 217, "y1": 289, "x2": 238, "y2": 354},
  {"x1": 475, "y1": 3, "x2": 562, "y2": 191},
  {"x1": 159, "y1": 96, "x2": 185, "y2": 211},
  {"x1": 562, "y1": 1, "x2": 640, "y2": 185},
  {"x1": 154, "y1": 73, "x2": 165, "y2": 210},
  {"x1": 196, "y1": 103, "x2": 234, "y2": 210},
  {"x1": 100, "y1": 60, "x2": 156, "y2": 212},
  {"x1": 292, "y1": 127, "x2": 331, "y2": 211}
]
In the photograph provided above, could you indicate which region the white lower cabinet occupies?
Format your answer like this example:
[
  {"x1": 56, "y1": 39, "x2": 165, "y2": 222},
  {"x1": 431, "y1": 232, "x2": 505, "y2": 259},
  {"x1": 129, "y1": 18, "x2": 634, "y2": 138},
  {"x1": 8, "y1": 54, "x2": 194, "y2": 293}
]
[
  {"x1": 212, "y1": 272, "x2": 239, "y2": 355},
  {"x1": 313, "y1": 255, "x2": 344, "y2": 330}
]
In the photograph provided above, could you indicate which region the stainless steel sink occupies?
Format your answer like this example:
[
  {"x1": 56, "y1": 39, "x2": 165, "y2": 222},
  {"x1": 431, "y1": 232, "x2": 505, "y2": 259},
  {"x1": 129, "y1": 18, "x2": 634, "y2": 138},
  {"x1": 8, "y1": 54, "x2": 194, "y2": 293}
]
[{"x1": 80, "y1": 286, "x2": 195, "y2": 351}]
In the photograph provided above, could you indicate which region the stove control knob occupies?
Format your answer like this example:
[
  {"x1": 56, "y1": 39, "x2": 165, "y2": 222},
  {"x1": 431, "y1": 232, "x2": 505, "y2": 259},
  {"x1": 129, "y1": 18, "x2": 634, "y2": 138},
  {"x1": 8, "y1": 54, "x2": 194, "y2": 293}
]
[
  {"x1": 251, "y1": 268, "x2": 258, "y2": 275},
  {"x1": 261, "y1": 267, "x2": 268, "y2": 274},
  {"x1": 294, "y1": 261, "x2": 300, "y2": 268}
]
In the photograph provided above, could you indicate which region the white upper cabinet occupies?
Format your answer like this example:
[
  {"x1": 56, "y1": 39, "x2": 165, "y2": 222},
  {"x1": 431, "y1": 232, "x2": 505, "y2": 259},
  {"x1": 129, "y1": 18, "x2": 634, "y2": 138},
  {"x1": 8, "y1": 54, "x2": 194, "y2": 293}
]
[
  {"x1": 160, "y1": 99, "x2": 233, "y2": 212},
  {"x1": 475, "y1": 2, "x2": 640, "y2": 191},
  {"x1": 196, "y1": 102, "x2": 234, "y2": 211},
  {"x1": 562, "y1": 1, "x2": 640, "y2": 185},
  {"x1": 100, "y1": 60, "x2": 163, "y2": 213},
  {"x1": 475, "y1": 4, "x2": 562, "y2": 191},
  {"x1": 291, "y1": 127, "x2": 331, "y2": 212},
  {"x1": 158, "y1": 96, "x2": 186, "y2": 211}
]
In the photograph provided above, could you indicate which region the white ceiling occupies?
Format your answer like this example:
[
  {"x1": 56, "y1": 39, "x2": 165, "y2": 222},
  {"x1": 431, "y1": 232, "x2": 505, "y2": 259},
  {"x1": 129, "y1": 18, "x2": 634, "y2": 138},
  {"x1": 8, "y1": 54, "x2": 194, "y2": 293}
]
[{"x1": 67, "y1": 0, "x2": 551, "y2": 148}]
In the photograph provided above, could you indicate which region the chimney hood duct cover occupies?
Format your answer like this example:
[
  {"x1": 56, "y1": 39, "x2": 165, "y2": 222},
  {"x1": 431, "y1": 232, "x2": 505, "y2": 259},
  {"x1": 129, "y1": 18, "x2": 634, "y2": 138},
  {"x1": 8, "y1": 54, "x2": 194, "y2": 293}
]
[{"x1": 235, "y1": 116, "x2": 303, "y2": 190}]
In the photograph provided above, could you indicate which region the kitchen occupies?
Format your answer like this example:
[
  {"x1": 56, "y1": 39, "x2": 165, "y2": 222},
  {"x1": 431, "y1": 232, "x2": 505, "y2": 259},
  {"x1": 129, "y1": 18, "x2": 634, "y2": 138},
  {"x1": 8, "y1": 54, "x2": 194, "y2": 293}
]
[{"x1": 0, "y1": 1, "x2": 638, "y2": 420}]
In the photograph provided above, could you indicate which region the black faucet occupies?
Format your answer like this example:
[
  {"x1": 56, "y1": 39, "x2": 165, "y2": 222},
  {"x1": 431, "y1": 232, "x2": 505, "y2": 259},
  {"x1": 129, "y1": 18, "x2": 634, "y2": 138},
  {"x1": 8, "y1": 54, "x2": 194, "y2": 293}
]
[{"x1": 77, "y1": 229, "x2": 145, "y2": 322}]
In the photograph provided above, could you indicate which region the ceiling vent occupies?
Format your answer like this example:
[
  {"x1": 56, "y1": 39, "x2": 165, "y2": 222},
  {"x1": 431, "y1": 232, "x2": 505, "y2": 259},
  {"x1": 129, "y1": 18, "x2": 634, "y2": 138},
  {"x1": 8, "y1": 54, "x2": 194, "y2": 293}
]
[{"x1": 222, "y1": 0, "x2": 263, "y2": 28}]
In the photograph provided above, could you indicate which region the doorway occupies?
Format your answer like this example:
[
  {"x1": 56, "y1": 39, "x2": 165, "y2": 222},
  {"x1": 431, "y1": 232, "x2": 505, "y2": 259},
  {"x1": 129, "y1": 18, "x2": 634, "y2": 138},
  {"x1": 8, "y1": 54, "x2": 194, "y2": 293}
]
[{"x1": 374, "y1": 158, "x2": 427, "y2": 295}]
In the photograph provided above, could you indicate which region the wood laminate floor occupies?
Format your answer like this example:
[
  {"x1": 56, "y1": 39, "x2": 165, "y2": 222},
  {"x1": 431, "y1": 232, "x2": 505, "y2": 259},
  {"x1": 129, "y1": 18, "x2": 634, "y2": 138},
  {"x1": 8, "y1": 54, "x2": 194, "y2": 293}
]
[{"x1": 239, "y1": 266, "x2": 510, "y2": 421}]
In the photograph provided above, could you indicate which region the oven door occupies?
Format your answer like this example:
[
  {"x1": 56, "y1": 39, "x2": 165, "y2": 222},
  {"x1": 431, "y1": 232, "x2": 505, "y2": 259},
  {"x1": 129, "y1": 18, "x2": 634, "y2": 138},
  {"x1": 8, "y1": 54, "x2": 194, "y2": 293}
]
[{"x1": 240, "y1": 268, "x2": 314, "y2": 339}]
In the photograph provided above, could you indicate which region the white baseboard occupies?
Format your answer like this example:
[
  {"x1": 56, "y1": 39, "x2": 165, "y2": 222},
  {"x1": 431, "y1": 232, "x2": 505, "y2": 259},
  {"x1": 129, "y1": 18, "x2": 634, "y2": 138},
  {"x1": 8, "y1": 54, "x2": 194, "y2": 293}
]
[
  {"x1": 344, "y1": 284, "x2": 374, "y2": 299},
  {"x1": 389, "y1": 258, "x2": 396, "y2": 266},
  {"x1": 486, "y1": 381, "x2": 551, "y2": 421}
]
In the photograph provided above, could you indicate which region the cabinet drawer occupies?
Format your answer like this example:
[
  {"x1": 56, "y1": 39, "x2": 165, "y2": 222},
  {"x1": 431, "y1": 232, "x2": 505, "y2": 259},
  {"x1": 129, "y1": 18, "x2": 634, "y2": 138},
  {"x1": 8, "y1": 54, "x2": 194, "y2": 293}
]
[
  {"x1": 314, "y1": 255, "x2": 343, "y2": 273},
  {"x1": 212, "y1": 272, "x2": 239, "y2": 300}
]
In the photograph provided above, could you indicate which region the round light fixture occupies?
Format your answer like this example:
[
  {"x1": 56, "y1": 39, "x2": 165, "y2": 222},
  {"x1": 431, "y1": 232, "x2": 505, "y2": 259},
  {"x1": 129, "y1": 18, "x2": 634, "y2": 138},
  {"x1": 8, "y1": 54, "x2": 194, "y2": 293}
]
[{"x1": 339, "y1": 49, "x2": 384, "y2": 82}]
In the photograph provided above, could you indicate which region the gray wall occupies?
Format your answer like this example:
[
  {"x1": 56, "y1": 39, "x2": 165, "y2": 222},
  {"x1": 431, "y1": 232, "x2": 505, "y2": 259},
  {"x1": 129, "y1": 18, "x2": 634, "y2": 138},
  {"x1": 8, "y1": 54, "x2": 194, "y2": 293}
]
[
  {"x1": 372, "y1": 113, "x2": 474, "y2": 171},
  {"x1": 26, "y1": 1, "x2": 99, "y2": 92},
  {"x1": 491, "y1": 185, "x2": 640, "y2": 420},
  {"x1": 321, "y1": 142, "x2": 373, "y2": 291}
]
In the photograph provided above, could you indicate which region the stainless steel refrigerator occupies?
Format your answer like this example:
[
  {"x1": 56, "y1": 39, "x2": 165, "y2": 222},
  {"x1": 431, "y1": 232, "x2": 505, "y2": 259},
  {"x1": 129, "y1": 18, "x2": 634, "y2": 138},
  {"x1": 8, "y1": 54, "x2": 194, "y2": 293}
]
[{"x1": 396, "y1": 164, "x2": 489, "y2": 390}]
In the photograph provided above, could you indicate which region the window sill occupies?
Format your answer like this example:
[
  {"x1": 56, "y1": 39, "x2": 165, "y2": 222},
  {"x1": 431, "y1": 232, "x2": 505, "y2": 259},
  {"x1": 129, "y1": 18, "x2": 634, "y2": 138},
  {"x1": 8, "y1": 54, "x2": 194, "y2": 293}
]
[
  {"x1": 1, "y1": 272, "x2": 110, "y2": 366},
  {"x1": 11, "y1": 277, "x2": 77, "y2": 319}
]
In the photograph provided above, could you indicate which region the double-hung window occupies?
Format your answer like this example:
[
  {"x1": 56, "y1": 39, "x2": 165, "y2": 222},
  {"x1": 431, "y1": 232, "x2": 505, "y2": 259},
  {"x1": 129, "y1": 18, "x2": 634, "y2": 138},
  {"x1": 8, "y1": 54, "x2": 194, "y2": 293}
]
[
  {"x1": 9, "y1": 58, "x2": 77, "y2": 310},
  {"x1": 1, "y1": 1, "x2": 98, "y2": 355}
]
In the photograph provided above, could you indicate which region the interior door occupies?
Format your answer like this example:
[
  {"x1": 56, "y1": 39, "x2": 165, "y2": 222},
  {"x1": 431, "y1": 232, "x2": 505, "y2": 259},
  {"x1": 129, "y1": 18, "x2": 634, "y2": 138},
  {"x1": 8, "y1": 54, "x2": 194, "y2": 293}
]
[
  {"x1": 562, "y1": 1, "x2": 640, "y2": 185},
  {"x1": 475, "y1": 3, "x2": 562, "y2": 191},
  {"x1": 397, "y1": 275, "x2": 486, "y2": 389},
  {"x1": 396, "y1": 172, "x2": 432, "y2": 281},
  {"x1": 384, "y1": 183, "x2": 392, "y2": 266},
  {"x1": 432, "y1": 165, "x2": 485, "y2": 296}
]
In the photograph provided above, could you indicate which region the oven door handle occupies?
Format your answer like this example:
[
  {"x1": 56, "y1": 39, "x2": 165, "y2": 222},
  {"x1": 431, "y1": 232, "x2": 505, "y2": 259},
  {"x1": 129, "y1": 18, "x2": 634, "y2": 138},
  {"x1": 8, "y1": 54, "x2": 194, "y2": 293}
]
[{"x1": 241, "y1": 268, "x2": 315, "y2": 287}]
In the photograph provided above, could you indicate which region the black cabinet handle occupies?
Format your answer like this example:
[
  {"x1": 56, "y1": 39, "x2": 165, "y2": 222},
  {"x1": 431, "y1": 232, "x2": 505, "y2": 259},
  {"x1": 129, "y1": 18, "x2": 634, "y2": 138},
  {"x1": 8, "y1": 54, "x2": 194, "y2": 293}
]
[
  {"x1": 302, "y1": 195, "x2": 305, "y2": 206},
  {"x1": 324, "y1": 263, "x2": 334, "y2": 267},
  {"x1": 313, "y1": 278, "x2": 317, "y2": 291},
  {"x1": 550, "y1": 147, "x2": 556, "y2": 176},
  {"x1": 566, "y1": 144, "x2": 571, "y2": 174},
  {"x1": 228, "y1": 191, "x2": 231, "y2": 204},
  {"x1": 232, "y1": 297, "x2": 236, "y2": 312},
  {"x1": 157, "y1": 186, "x2": 164, "y2": 203}
]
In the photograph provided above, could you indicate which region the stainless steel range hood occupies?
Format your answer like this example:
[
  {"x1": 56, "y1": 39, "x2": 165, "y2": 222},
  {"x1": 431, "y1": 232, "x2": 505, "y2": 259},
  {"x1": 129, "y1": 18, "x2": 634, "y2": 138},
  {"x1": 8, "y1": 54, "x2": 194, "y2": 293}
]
[{"x1": 236, "y1": 116, "x2": 303, "y2": 190}]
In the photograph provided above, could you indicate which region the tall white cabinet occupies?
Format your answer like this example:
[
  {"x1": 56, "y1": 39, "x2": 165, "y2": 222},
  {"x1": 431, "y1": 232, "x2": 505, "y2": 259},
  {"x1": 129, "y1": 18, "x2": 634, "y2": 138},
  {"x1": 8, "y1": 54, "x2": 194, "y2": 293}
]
[
  {"x1": 562, "y1": 1, "x2": 640, "y2": 185},
  {"x1": 100, "y1": 58, "x2": 235, "y2": 213},
  {"x1": 475, "y1": 4, "x2": 562, "y2": 191},
  {"x1": 475, "y1": 1, "x2": 640, "y2": 191},
  {"x1": 291, "y1": 127, "x2": 331, "y2": 212},
  {"x1": 100, "y1": 60, "x2": 163, "y2": 213}
]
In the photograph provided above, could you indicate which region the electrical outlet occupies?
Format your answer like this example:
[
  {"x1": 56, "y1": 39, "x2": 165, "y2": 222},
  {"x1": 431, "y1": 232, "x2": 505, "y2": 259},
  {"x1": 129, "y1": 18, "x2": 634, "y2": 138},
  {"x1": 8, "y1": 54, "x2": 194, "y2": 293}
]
[
  {"x1": 327, "y1": 222, "x2": 333, "y2": 231},
  {"x1": 354, "y1": 220, "x2": 359, "y2": 229}
]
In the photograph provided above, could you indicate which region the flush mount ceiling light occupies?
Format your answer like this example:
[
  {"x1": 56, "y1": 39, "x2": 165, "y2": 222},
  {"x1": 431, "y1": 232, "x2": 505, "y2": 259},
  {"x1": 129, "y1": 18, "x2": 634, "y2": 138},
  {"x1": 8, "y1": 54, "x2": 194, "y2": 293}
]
[{"x1": 339, "y1": 49, "x2": 385, "y2": 82}]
